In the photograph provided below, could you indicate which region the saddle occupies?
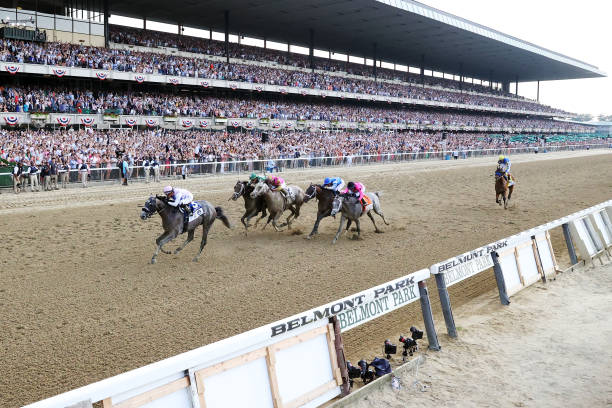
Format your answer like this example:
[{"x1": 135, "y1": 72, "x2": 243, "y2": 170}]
[
  {"x1": 360, "y1": 195, "x2": 373, "y2": 213},
  {"x1": 181, "y1": 202, "x2": 204, "y2": 232}
]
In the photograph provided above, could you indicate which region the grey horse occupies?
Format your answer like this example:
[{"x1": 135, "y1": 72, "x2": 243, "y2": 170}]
[
  {"x1": 250, "y1": 181, "x2": 305, "y2": 231},
  {"x1": 140, "y1": 196, "x2": 232, "y2": 263},
  {"x1": 330, "y1": 192, "x2": 389, "y2": 244},
  {"x1": 230, "y1": 180, "x2": 267, "y2": 235}
]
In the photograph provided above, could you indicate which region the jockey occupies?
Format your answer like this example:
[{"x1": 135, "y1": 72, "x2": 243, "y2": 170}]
[
  {"x1": 322, "y1": 176, "x2": 345, "y2": 196},
  {"x1": 496, "y1": 155, "x2": 513, "y2": 183},
  {"x1": 343, "y1": 181, "x2": 366, "y2": 204},
  {"x1": 267, "y1": 175, "x2": 291, "y2": 201},
  {"x1": 164, "y1": 185, "x2": 194, "y2": 215},
  {"x1": 248, "y1": 172, "x2": 265, "y2": 185}
]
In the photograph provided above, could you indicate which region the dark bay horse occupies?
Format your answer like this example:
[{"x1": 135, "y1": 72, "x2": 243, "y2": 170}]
[
  {"x1": 141, "y1": 196, "x2": 232, "y2": 263},
  {"x1": 304, "y1": 183, "x2": 336, "y2": 239},
  {"x1": 230, "y1": 181, "x2": 267, "y2": 235},
  {"x1": 495, "y1": 170, "x2": 515, "y2": 209}
]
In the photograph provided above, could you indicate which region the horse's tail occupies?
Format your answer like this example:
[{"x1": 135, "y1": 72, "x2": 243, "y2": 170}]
[
  {"x1": 371, "y1": 191, "x2": 383, "y2": 198},
  {"x1": 215, "y1": 206, "x2": 232, "y2": 229}
]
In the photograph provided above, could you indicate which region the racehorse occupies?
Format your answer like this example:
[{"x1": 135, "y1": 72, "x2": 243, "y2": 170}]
[
  {"x1": 250, "y1": 181, "x2": 305, "y2": 231},
  {"x1": 495, "y1": 169, "x2": 515, "y2": 209},
  {"x1": 303, "y1": 183, "x2": 336, "y2": 239},
  {"x1": 230, "y1": 180, "x2": 267, "y2": 235},
  {"x1": 330, "y1": 192, "x2": 389, "y2": 244},
  {"x1": 140, "y1": 196, "x2": 232, "y2": 264}
]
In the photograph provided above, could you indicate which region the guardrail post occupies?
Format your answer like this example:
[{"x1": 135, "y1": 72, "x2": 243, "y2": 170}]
[
  {"x1": 562, "y1": 222, "x2": 578, "y2": 265},
  {"x1": 418, "y1": 280, "x2": 441, "y2": 351},
  {"x1": 330, "y1": 316, "x2": 351, "y2": 396},
  {"x1": 491, "y1": 251, "x2": 510, "y2": 305},
  {"x1": 434, "y1": 273, "x2": 457, "y2": 338}
]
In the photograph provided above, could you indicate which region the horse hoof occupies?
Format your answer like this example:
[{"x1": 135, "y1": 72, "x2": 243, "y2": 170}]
[
  {"x1": 174, "y1": 249, "x2": 181, "y2": 254},
  {"x1": 375, "y1": 230, "x2": 384, "y2": 234},
  {"x1": 192, "y1": 257, "x2": 199, "y2": 262},
  {"x1": 151, "y1": 258, "x2": 157, "y2": 264}
]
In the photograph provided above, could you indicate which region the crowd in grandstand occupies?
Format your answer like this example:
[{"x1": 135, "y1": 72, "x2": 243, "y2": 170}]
[
  {"x1": 0, "y1": 32, "x2": 566, "y2": 114},
  {"x1": 2, "y1": 128, "x2": 607, "y2": 174},
  {"x1": 0, "y1": 85, "x2": 589, "y2": 131}
]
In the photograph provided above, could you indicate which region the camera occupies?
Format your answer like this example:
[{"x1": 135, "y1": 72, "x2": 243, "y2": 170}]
[
  {"x1": 383, "y1": 339, "x2": 397, "y2": 359},
  {"x1": 410, "y1": 326, "x2": 424, "y2": 340},
  {"x1": 399, "y1": 335, "x2": 418, "y2": 361},
  {"x1": 358, "y1": 360, "x2": 375, "y2": 384}
]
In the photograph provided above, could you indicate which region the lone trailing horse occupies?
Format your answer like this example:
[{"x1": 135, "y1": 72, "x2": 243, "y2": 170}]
[
  {"x1": 230, "y1": 180, "x2": 267, "y2": 235},
  {"x1": 330, "y1": 192, "x2": 389, "y2": 244},
  {"x1": 303, "y1": 183, "x2": 337, "y2": 239},
  {"x1": 140, "y1": 196, "x2": 231, "y2": 263},
  {"x1": 495, "y1": 168, "x2": 515, "y2": 209},
  {"x1": 250, "y1": 181, "x2": 305, "y2": 231}
]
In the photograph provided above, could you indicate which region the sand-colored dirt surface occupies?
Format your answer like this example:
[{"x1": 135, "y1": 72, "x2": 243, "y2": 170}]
[
  {"x1": 346, "y1": 261, "x2": 612, "y2": 408},
  {"x1": 0, "y1": 150, "x2": 610, "y2": 407}
]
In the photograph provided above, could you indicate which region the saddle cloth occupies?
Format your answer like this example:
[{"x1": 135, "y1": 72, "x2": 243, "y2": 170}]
[
  {"x1": 188, "y1": 202, "x2": 204, "y2": 222},
  {"x1": 361, "y1": 195, "x2": 373, "y2": 213}
]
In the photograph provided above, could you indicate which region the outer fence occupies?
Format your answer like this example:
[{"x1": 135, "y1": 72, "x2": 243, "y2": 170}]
[{"x1": 2, "y1": 143, "x2": 610, "y2": 189}]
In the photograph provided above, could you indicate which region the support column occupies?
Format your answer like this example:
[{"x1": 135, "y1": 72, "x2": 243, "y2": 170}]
[
  {"x1": 420, "y1": 54, "x2": 425, "y2": 87},
  {"x1": 178, "y1": 24, "x2": 182, "y2": 36},
  {"x1": 372, "y1": 42, "x2": 377, "y2": 79},
  {"x1": 418, "y1": 280, "x2": 441, "y2": 351},
  {"x1": 309, "y1": 28, "x2": 314, "y2": 71},
  {"x1": 491, "y1": 252, "x2": 510, "y2": 305},
  {"x1": 515, "y1": 76, "x2": 519, "y2": 96},
  {"x1": 224, "y1": 10, "x2": 229, "y2": 64},
  {"x1": 502, "y1": 81, "x2": 510, "y2": 93},
  {"x1": 103, "y1": 0, "x2": 109, "y2": 48},
  {"x1": 434, "y1": 273, "x2": 457, "y2": 338},
  {"x1": 562, "y1": 223, "x2": 578, "y2": 265},
  {"x1": 143, "y1": 17, "x2": 146, "y2": 31},
  {"x1": 459, "y1": 62, "x2": 464, "y2": 92},
  {"x1": 537, "y1": 80, "x2": 540, "y2": 102},
  {"x1": 263, "y1": 37, "x2": 267, "y2": 49}
]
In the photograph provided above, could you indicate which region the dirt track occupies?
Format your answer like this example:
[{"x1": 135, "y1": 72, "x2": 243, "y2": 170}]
[{"x1": 1, "y1": 150, "x2": 610, "y2": 407}]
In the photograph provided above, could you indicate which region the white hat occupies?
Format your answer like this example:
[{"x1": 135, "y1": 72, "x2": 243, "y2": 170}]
[{"x1": 163, "y1": 186, "x2": 173, "y2": 194}]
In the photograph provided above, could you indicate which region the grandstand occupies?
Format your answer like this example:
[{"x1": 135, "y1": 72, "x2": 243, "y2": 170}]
[{"x1": 0, "y1": 0, "x2": 608, "y2": 183}]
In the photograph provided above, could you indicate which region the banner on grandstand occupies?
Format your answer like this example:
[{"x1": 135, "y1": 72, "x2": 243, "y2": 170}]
[
  {"x1": 145, "y1": 118, "x2": 158, "y2": 128},
  {"x1": 269, "y1": 269, "x2": 430, "y2": 337},
  {"x1": 200, "y1": 80, "x2": 210, "y2": 88},
  {"x1": 124, "y1": 118, "x2": 137, "y2": 127},
  {"x1": 56, "y1": 116, "x2": 71, "y2": 127},
  {"x1": 95, "y1": 71, "x2": 109, "y2": 80},
  {"x1": 80, "y1": 117, "x2": 95, "y2": 127},
  {"x1": 430, "y1": 238, "x2": 513, "y2": 287},
  {"x1": 271, "y1": 121, "x2": 281, "y2": 129},
  {"x1": 199, "y1": 119, "x2": 209, "y2": 128},
  {"x1": 229, "y1": 82, "x2": 238, "y2": 90},
  {"x1": 134, "y1": 74, "x2": 145, "y2": 83},
  {"x1": 168, "y1": 77, "x2": 180, "y2": 85},
  {"x1": 285, "y1": 122, "x2": 294, "y2": 129},
  {"x1": 244, "y1": 120, "x2": 255, "y2": 130},
  {"x1": 181, "y1": 119, "x2": 193, "y2": 128},
  {"x1": 280, "y1": 88, "x2": 288, "y2": 95},
  {"x1": 52, "y1": 68, "x2": 67, "y2": 77},
  {"x1": 4, "y1": 115, "x2": 19, "y2": 126},
  {"x1": 4, "y1": 64, "x2": 20, "y2": 74},
  {"x1": 230, "y1": 120, "x2": 240, "y2": 128},
  {"x1": 255, "y1": 86, "x2": 263, "y2": 93}
]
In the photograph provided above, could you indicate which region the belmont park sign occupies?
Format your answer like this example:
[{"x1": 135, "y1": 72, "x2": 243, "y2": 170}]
[
  {"x1": 431, "y1": 238, "x2": 514, "y2": 287},
  {"x1": 270, "y1": 269, "x2": 430, "y2": 337}
]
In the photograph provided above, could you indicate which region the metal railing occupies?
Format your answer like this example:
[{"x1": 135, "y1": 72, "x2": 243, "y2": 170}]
[{"x1": 1, "y1": 143, "x2": 610, "y2": 189}]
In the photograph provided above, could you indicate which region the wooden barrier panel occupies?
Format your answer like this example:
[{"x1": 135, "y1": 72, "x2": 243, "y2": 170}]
[
  {"x1": 569, "y1": 216, "x2": 603, "y2": 260},
  {"x1": 497, "y1": 236, "x2": 545, "y2": 297},
  {"x1": 533, "y1": 231, "x2": 559, "y2": 280},
  {"x1": 590, "y1": 210, "x2": 612, "y2": 249}
]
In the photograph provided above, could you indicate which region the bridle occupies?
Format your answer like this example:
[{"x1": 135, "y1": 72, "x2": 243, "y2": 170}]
[
  {"x1": 232, "y1": 182, "x2": 245, "y2": 200},
  {"x1": 141, "y1": 197, "x2": 167, "y2": 219},
  {"x1": 305, "y1": 184, "x2": 318, "y2": 200}
]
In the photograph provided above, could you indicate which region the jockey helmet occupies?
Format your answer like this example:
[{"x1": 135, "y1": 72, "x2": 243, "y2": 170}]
[
  {"x1": 323, "y1": 177, "x2": 332, "y2": 185},
  {"x1": 498, "y1": 155, "x2": 505, "y2": 161},
  {"x1": 347, "y1": 181, "x2": 356, "y2": 190},
  {"x1": 249, "y1": 173, "x2": 257, "y2": 181},
  {"x1": 163, "y1": 186, "x2": 173, "y2": 194}
]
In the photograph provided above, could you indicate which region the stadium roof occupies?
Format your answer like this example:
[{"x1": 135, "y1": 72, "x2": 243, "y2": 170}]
[{"x1": 104, "y1": 0, "x2": 607, "y2": 82}]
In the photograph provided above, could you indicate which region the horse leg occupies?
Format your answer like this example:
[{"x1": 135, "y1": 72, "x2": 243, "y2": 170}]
[
  {"x1": 272, "y1": 212, "x2": 284, "y2": 232},
  {"x1": 254, "y1": 207, "x2": 267, "y2": 227},
  {"x1": 354, "y1": 219, "x2": 361, "y2": 239},
  {"x1": 368, "y1": 211, "x2": 382, "y2": 233},
  {"x1": 346, "y1": 219, "x2": 353, "y2": 231},
  {"x1": 307, "y1": 210, "x2": 329, "y2": 239},
  {"x1": 174, "y1": 229, "x2": 195, "y2": 254},
  {"x1": 281, "y1": 206, "x2": 296, "y2": 229},
  {"x1": 193, "y1": 224, "x2": 212, "y2": 262},
  {"x1": 152, "y1": 231, "x2": 177, "y2": 264},
  {"x1": 332, "y1": 215, "x2": 347, "y2": 244},
  {"x1": 373, "y1": 203, "x2": 390, "y2": 225}
]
